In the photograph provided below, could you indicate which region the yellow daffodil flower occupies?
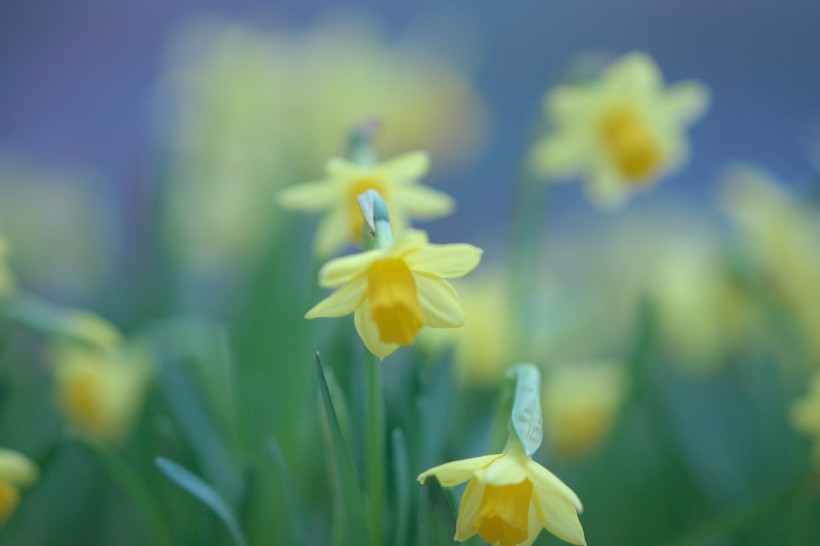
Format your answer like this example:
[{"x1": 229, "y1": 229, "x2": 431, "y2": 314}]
[
  {"x1": 532, "y1": 51, "x2": 709, "y2": 206},
  {"x1": 0, "y1": 449, "x2": 38, "y2": 526},
  {"x1": 791, "y1": 371, "x2": 820, "y2": 464},
  {"x1": 306, "y1": 229, "x2": 481, "y2": 359},
  {"x1": 279, "y1": 151, "x2": 454, "y2": 256},
  {"x1": 418, "y1": 437, "x2": 585, "y2": 546},
  {"x1": 53, "y1": 339, "x2": 153, "y2": 444},
  {"x1": 543, "y1": 361, "x2": 626, "y2": 457}
]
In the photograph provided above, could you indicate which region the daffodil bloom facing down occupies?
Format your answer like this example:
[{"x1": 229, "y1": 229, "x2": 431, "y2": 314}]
[
  {"x1": 306, "y1": 229, "x2": 481, "y2": 359},
  {"x1": 0, "y1": 449, "x2": 38, "y2": 526},
  {"x1": 532, "y1": 51, "x2": 709, "y2": 206},
  {"x1": 279, "y1": 151, "x2": 454, "y2": 255},
  {"x1": 418, "y1": 436, "x2": 585, "y2": 546}
]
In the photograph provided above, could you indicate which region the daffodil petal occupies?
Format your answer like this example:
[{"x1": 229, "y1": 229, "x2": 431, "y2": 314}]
[
  {"x1": 414, "y1": 275, "x2": 465, "y2": 328},
  {"x1": 314, "y1": 207, "x2": 352, "y2": 256},
  {"x1": 586, "y1": 161, "x2": 628, "y2": 208},
  {"x1": 606, "y1": 51, "x2": 661, "y2": 95},
  {"x1": 663, "y1": 80, "x2": 710, "y2": 123},
  {"x1": 526, "y1": 459, "x2": 583, "y2": 513},
  {"x1": 405, "y1": 243, "x2": 482, "y2": 279},
  {"x1": 318, "y1": 250, "x2": 381, "y2": 288},
  {"x1": 475, "y1": 452, "x2": 528, "y2": 486},
  {"x1": 532, "y1": 491, "x2": 586, "y2": 545},
  {"x1": 326, "y1": 157, "x2": 360, "y2": 179},
  {"x1": 519, "y1": 503, "x2": 544, "y2": 546},
  {"x1": 531, "y1": 133, "x2": 586, "y2": 178},
  {"x1": 417, "y1": 454, "x2": 501, "y2": 487},
  {"x1": 376, "y1": 151, "x2": 430, "y2": 180},
  {"x1": 305, "y1": 277, "x2": 367, "y2": 319},
  {"x1": 387, "y1": 230, "x2": 429, "y2": 258},
  {"x1": 354, "y1": 304, "x2": 399, "y2": 359},
  {"x1": 547, "y1": 86, "x2": 596, "y2": 125},
  {"x1": 0, "y1": 450, "x2": 37, "y2": 487},
  {"x1": 395, "y1": 185, "x2": 454, "y2": 220},
  {"x1": 278, "y1": 180, "x2": 337, "y2": 211},
  {"x1": 455, "y1": 477, "x2": 483, "y2": 541}
]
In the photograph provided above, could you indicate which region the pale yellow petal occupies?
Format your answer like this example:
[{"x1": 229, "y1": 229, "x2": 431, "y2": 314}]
[
  {"x1": 663, "y1": 80, "x2": 710, "y2": 123},
  {"x1": 605, "y1": 51, "x2": 661, "y2": 95},
  {"x1": 455, "y1": 477, "x2": 483, "y2": 541},
  {"x1": 277, "y1": 180, "x2": 337, "y2": 211},
  {"x1": 376, "y1": 151, "x2": 430, "y2": 180},
  {"x1": 313, "y1": 207, "x2": 352, "y2": 256},
  {"x1": 305, "y1": 277, "x2": 367, "y2": 319},
  {"x1": 0, "y1": 449, "x2": 37, "y2": 487},
  {"x1": 414, "y1": 275, "x2": 465, "y2": 328},
  {"x1": 395, "y1": 185, "x2": 454, "y2": 220},
  {"x1": 318, "y1": 250, "x2": 381, "y2": 288},
  {"x1": 519, "y1": 503, "x2": 544, "y2": 546},
  {"x1": 326, "y1": 157, "x2": 360, "y2": 179},
  {"x1": 532, "y1": 491, "x2": 586, "y2": 545},
  {"x1": 531, "y1": 133, "x2": 587, "y2": 178},
  {"x1": 526, "y1": 459, "x2": 583, "y2": 513},
  {"x1": 547, "y1": 86, "x2": 597, "y2": 125},
  {"x1": 586, "y1": 161, "x2": 628, "y2": 208},
  {"x1": 474, "y1": 451, "x2": 528, "y2": 486},
  {"x1": 404, "y1": 243, "x2": 482, "y2": 279},
  {"x1": 354, "y1": 304, "x2": 399, "y2": 359},
  {"x1": 417, "y1": 454, "x2": 501, "y2": 487},
  {"x1": 387, "y1": 230, "x2": 429, "y2": 258}
]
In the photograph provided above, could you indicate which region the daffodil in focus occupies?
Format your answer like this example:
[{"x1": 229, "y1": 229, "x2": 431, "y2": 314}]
[
  {"x1": 790, "y1": 371, "x2": 820, "y2": 464},
  {"x1": 419, "y1": 364, "x2": 585, "y2": 546},
  {"x1": 279, "y1": 151, "x2": 454, "y2": 255},
  {"x1": 532, "y1": 51, "x2": 709, "y2": 206},
  {"x1": 0, "y1": 449, "x2": 37, "y2": 526},
  {"x1": 52, "y1": 335, "x2": 154, "y2": 444},
  {"x1": 306, "y1": 227, "x2": 481, "y2": 359}
]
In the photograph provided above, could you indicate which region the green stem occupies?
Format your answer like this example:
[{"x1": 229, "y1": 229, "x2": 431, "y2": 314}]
[{"x1": 365, "y1": 351, "x2": 386, "y2": 545}]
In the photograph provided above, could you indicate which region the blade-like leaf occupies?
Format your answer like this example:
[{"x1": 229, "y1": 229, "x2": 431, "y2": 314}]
[
  {"x1": 266, "y1": 438, "x2": 305, "y2": 544},
  {"x1": 417, "y1": 477, "x2": 456, "y2": 546},
  {"x1": 155, "y1": 457, "x2": 248, "y2": 546},
  {"x1": 316, "y1": 353, "x2": 372, "y2": 546},
  {"x1": 392, "y1": 429, "x2": 410, "y2": 546}
]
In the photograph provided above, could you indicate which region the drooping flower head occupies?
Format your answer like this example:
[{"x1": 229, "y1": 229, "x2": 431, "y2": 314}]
[
  {"x1": 532, "y1": 51, "x2": 709, "y2": 206},
  {"x1": 305, "y1": 190, "x2": 480, "y2": 359},
  {"x1": 0, "y1": 449, "x2": 38, "y2": 526},
  {"x1": 418, "y1": 365, "x2": 585, "y2": 545},
  {"x1": 279, "y1": 150, "x2": 454, "y2": 256}
]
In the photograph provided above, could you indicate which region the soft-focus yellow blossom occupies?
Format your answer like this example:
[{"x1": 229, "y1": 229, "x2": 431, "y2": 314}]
[
  {"x1": 418, "y1": 438, "x2": 585, "y2": 546},
  {"x1": 0, "y1": 449, "x2": 37, "y2": 526},
  {"x1": 160, "y1": 16, "x2": 486, "y2": 277},
  {"x1": 53, "y1": 339, "x2": 154, "y2": 444},
  {"x1": 306, "y1": 230, "x2": 481, "y2": 359},
  {"x1": 790, "y1": 371, "x2": 820, "y2": 464},
  {"x1": 279, "y1": 151, "x2": 454, "y2": 255},
  {"x1": 57, "y1": 307, "x2": 124, "y2": 351},
  {"x1": 543, "y1": 362, "x2": 626, "y2": 457},
  {"x1": 721, "y1": 165, "x2": 820, "y2": 363},
  {"x1": 532, "y1": 52, "x2": 709, "y2": 206}
]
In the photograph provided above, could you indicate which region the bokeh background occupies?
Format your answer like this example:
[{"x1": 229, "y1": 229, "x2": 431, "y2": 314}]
[{"x1": 1, "y1": 2, "x2": 820, "y2": 546}]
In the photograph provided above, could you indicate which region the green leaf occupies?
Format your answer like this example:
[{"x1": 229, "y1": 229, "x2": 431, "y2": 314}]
[
  {"x1": 70, "y1": 436, "x2": 175, "y2": 546},
  {"x1": 155, "y1": 457, "x2": 248, "y2": 546},
  {"x1": 316, "y1": 352, "x2": 372, "y2": 546},
  {"x1": 266, "y1": 438, "x2": 305, "y2": 544},
  {"x1": 392, "y1": 429, "x2": 410, "y2": 546},
  {"x1": 417, "y1": 477, "x2": 456, "y2": 546}
]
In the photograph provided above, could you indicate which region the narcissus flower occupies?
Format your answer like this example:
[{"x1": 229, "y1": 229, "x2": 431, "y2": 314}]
[
  {"x1": 306, "y1": 229, "x2": 481, "y2": 359},
  {"x1": 279, "y1": 151, "x2": 454, "y2": 255},
  {"x1": 0, "y1": 449, "x2": 38, "y2": 526},
  {"x1": 418, "y1": 438, "x2": 585, "y2": 546},
  {"x1": 532, "y1": 51, "x2": 709, "y2": 206}
]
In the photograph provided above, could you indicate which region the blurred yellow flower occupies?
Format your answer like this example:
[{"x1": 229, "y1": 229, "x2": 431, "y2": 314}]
[
  {"x1": 543, "y1": 362, "x2": 626, "y2": 457},
  {"x1": 532, "y1": 52, "x2": 709, "y2": 206},
  {"x1": 279, "y1": 151, "x2": 454, "y2": 256},
  {"x1": 418, "y1": 437, "x2": 585, "y2": 546},
  {"x1": 160, "y1": 16, "x2": 486, "y2": 277},
  {"x1": 721, "y1": 165, "x2": 820, "y2": 363},
  {"x1": 0, "y1": 449, "x2": 37, "y2": 526},
  {"x1": 53, "y1": 337, "x2": 153, "y2": 444},
  {"x1": 791, "y1": 371, "x2": 820, "y2": 464},
  {"x1": 306, "y1": 230, "x2": 481, "y2": 359}
]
